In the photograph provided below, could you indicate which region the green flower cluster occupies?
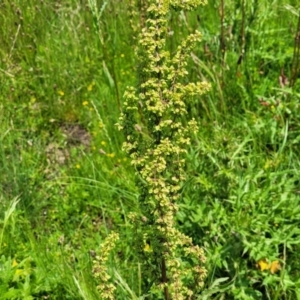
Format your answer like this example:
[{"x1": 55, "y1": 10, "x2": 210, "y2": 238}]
[
  {"x1": 92, "y1": 232, "x2": 119, "y2": 300},
  {"x1": 118, "y1": 0, "x2": 209, "y2": 297}
]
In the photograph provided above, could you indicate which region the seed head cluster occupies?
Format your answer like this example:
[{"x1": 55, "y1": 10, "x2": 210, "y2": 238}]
[{"x1": 118, "y1": 0, "x2": 209, "y2": 297}]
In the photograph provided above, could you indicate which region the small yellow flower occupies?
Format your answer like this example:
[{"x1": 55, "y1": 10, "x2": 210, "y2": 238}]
[
  {"x1": 87, "y1": 82, "x2": 95, "y2": 92},
  {"x1": 257, "y1": 259, "x2": 281, "y2": 274},
  {"x1": 121, "y1": 54, "x2": 125, "y2": 58},
  {"x1": 58, "y1": 90, "x2": 64, "y2": 96},
  {"x1": 257, "y1": 259, "x2": 269, "y2": 271},
  {"x1": 12, "y1": 259, "x2": 18, "y2": 268},
  {"x1": 270, "y1": 261, "x2": 281, "y2": 274},
  {"x1": 107, "y1": 153, "x2": 115, "y2": 158},
  {"x1": 30, "y1": 96, "x2": 36, "y2": 104},
  {"x1": 75, "y1": 164, "x2": 81, "y2": 169},
  {"x1": 144, "y1": 243, "x2": 152, "y2": 252},
  {"x1": 101, "y1": 141, "x2": 106, "y2": 146},
  {"x1": 82, "y1": 101, "x2": 89, "y2": 106}
]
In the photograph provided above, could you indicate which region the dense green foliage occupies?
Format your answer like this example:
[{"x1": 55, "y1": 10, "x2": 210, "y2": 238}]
[{"x1": 0, "y1": 0, "x2": 300, "y2": 299}]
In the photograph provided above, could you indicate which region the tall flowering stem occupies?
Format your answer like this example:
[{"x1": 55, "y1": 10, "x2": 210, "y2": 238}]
[
  {"x1": 118, "y1": 0, "x2": 210, "y2": 298},
  {"x1": 92, "y1": 232, "x2": 119, "y2": 299}
]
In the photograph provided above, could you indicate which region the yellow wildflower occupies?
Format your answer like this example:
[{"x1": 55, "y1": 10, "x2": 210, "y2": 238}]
[
  {"x1": 87, "y1": 82, "x2": 95, "y2": 92},
  {"x1": 12, "y1": 259, "x2": 18, "y2": 267},
  {"x1": 270, "y1": 261, "x2": 281, "y2": 274},
  {"x1": 257, "y1": 259, "x2": 281, "y2": 274},
  {"x1": 144, "y1": 243, "x2": 152, "y2": 253},
  {"x1": 257, "y1": 259, "x2": 269, "y2": 271}
]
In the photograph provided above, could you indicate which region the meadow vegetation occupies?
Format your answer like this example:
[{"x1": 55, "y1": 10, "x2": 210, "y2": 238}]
[{"x1": 0, "y1": 0, "x2": 300, "y2": 299}]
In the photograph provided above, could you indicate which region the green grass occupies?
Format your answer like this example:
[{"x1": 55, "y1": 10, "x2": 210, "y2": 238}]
[{"x1": 0, "y1": 0, "x2": 300, "y2": 299}]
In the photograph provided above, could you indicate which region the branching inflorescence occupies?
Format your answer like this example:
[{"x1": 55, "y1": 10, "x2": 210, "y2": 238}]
[
  {"x1": 118, "y1": 0, "x2": 210, "y2": 298},
  {"x1": 92, "y1": 232, "x2": 119, "y2": 299}
]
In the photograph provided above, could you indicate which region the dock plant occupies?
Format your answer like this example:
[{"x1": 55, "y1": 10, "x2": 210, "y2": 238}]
[{"x1": 117, "y1": 0, "x2": 210, "y2": 298}]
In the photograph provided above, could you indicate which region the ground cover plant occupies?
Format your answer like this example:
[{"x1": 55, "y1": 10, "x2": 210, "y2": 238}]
[{"x1": 0, "y1": 0, "x2": 300, "y2": 299}]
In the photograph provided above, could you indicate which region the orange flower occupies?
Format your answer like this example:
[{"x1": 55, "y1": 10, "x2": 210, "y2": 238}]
[
  {"x1": 270, "y1": 261, "x2": 281, "y2": 274},
  {"x1": 257, "y1": 259, "x2": 281, "y2": 274}
]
